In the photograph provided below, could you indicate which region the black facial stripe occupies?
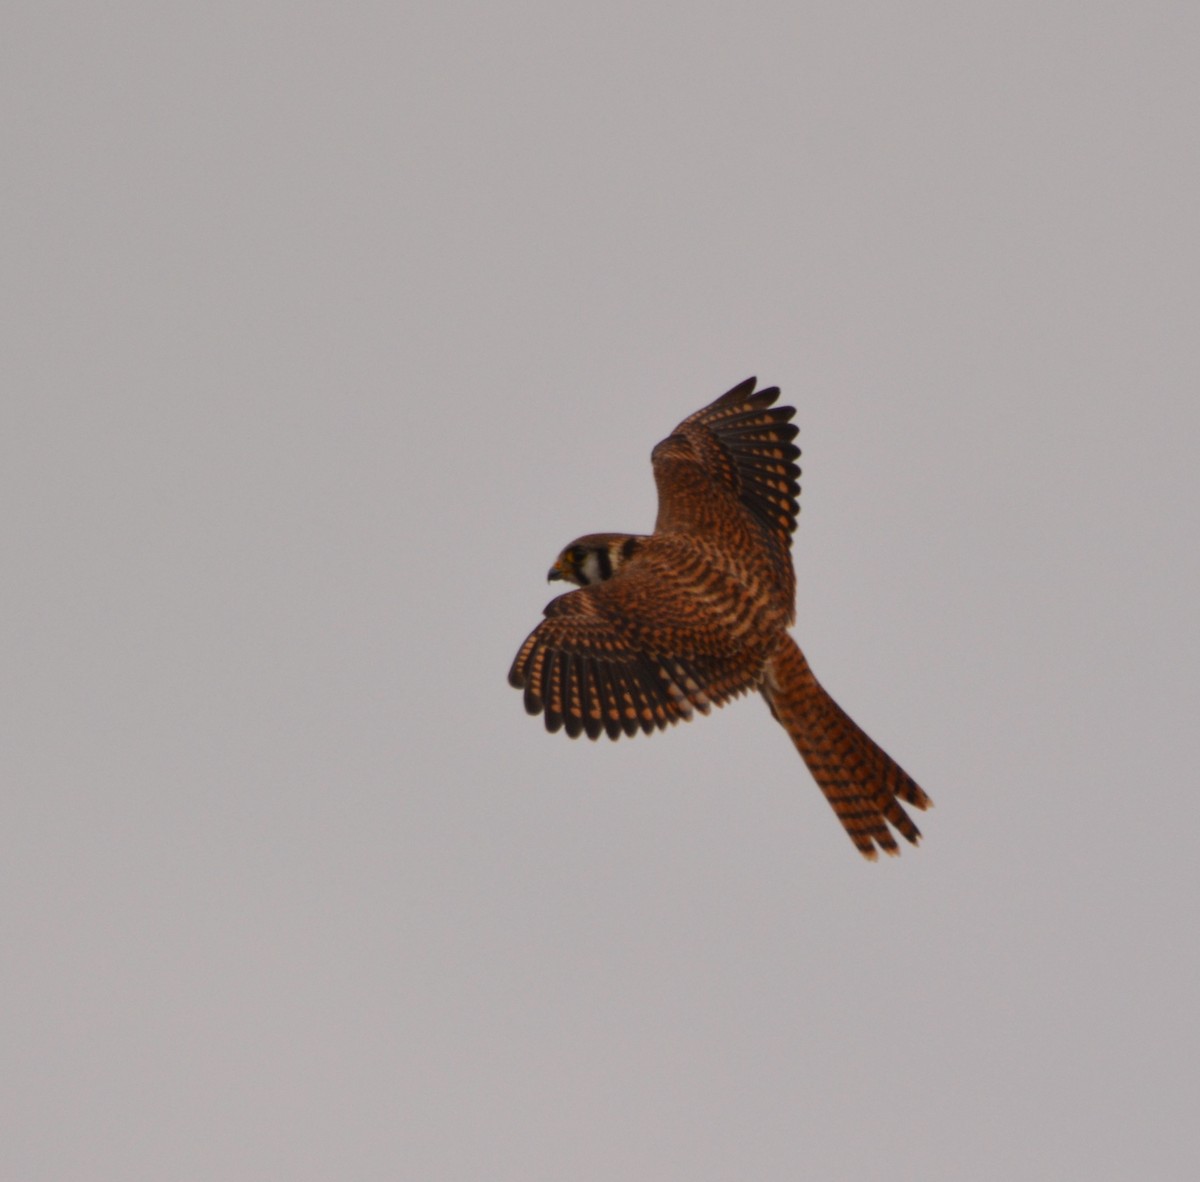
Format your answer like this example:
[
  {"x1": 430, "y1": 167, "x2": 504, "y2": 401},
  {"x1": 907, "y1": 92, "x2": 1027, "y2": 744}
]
[
  {"x1": 621, "y1": 537, "x2": 640, "y2": 562},
  {"x1": 596, "y1": 546, "x2": 613, "y2": 581}
]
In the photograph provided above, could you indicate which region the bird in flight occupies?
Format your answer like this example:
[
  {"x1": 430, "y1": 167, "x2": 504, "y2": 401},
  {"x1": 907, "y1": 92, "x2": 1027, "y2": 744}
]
[{"x1": 508, "y1": 377, "x2": 932, "y2": 858}]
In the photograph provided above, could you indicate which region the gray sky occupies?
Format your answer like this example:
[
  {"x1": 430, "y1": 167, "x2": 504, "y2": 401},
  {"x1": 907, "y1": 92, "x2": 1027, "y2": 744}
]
[{"x1": 5, "y1": 2, "x2": 1198, "y2": 1178}]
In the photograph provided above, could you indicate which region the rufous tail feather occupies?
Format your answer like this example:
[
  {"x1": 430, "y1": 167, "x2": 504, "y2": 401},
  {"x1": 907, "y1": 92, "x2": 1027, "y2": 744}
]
[{"x1": 762, "y1": 636, "x2": 932, "y2": 859}]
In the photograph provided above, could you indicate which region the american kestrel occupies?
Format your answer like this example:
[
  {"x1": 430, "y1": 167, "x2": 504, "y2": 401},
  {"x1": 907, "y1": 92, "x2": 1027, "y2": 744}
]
[{"x1": 509, "y1": 378, "x2": 932, "y2": 858}]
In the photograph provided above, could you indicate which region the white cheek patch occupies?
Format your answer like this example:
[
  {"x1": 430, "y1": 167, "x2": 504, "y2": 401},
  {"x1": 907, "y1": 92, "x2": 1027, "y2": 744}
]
[{"x1": 580, "y1": 552, "x2": 603, "y2": 585}]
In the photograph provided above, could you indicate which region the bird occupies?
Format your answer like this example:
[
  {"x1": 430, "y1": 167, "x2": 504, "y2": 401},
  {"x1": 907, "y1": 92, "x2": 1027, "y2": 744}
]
[{"x1": 508, "y1": 377, "x2": 932, "y2": 859}]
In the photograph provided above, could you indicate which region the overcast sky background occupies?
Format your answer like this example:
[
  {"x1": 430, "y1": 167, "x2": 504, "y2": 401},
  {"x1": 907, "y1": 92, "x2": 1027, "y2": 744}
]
[{"x1": 4, "y1": 3, "x2": 1198, "y2": 1179}]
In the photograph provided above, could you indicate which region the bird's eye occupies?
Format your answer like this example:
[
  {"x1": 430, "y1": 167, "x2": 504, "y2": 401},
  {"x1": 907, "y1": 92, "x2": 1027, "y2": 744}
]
[{"x1": 569, "y1": 546, "x2": 584, "y2": 563}]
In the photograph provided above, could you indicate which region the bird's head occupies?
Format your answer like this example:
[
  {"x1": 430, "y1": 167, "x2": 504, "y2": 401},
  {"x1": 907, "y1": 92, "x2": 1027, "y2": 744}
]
[{"x1": 547, "y1": 533, "x2": 646, "y2": 586}]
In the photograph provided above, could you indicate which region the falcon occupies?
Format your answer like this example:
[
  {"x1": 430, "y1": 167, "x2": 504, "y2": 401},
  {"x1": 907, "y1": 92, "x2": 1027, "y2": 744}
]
[{"x1": 508, "y1": 377, "x2": 932, "y2": 858}]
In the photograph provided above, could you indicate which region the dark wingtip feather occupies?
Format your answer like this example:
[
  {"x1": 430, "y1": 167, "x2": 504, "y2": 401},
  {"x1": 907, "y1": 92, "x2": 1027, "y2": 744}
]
[
  {"x1": 709, "y1": 376, "x2": 758, "y2": 410},
  {"x1": 747, "y1": 386, "x2": 781, "y2": 409}
]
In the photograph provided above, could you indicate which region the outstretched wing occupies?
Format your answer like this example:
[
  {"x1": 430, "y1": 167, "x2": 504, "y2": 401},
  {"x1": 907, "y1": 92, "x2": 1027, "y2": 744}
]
[
  {"x1": 508, "y1": 571, "x2": 762, "y2": 741},
  {"x1": 651, "y1": 376, "x2": 801, "y2": 564}
]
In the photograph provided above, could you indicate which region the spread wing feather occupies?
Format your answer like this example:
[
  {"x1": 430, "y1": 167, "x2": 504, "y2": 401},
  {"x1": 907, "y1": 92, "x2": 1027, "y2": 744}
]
[
  {"x1": 508, "y1": 576, "x2": 762, "y2": 741},
  {"x1": 653, "y1": 376, "x2": 801, "y2": 566}
]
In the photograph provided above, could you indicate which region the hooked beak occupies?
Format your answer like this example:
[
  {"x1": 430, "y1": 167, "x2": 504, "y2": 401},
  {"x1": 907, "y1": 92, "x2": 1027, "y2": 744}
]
[{"x1": 547, "y1": 563, "x2": 565, "y2": 582}]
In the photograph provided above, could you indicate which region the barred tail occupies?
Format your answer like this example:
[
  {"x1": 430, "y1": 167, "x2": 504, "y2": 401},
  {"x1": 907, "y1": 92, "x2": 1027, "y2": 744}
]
[{"x1": 761, "y1": 635, "x2": 932, "y2": 859}]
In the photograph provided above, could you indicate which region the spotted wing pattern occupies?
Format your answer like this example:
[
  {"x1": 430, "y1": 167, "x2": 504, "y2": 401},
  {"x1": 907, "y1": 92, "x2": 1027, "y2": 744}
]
[
  {"x1": 508, "y1": 569, "x2": 762, "y2": 740},
  {"x1": 653, "y1": 377, "x2": 801, "y2": 584}
]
